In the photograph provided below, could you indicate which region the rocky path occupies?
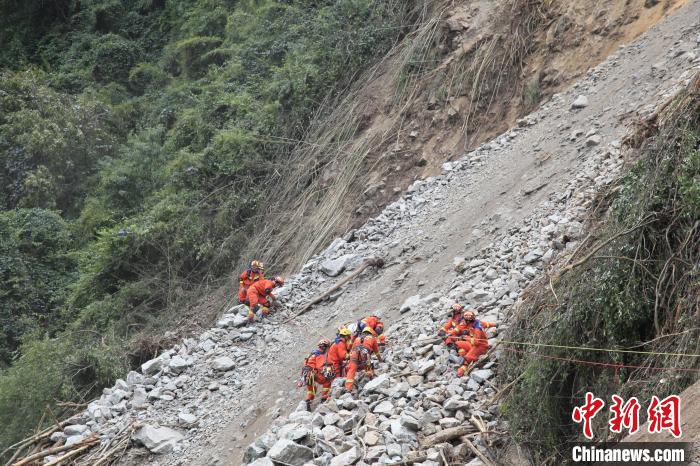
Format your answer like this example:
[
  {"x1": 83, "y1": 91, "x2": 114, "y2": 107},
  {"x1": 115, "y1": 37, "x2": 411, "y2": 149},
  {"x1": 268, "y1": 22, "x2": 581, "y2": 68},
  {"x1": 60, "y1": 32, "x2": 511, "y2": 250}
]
[{"x1": 42, "y1": 2, "x2": 700, "y2": 466}]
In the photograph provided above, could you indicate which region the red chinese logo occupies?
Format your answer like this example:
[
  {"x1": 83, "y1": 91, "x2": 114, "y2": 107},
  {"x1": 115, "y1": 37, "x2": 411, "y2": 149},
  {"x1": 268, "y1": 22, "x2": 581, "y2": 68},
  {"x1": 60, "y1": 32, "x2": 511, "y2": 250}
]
[
  {"x1": 609, "y1": 395, "x2": 641, "y2": 435},
  {"x1": 572, "y1": 392, "x2": 605, "y2": 439},
  {"x1": 647, "y1": 395, "x2": 682, "y2": 438},
  {"x1": 572, "y1": 393, "x2": 682, "y2": 439}
]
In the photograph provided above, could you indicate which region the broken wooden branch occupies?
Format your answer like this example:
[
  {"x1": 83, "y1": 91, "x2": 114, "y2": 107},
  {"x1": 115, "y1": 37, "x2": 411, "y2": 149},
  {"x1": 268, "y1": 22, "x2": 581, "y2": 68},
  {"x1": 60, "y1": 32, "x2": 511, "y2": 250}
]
[
  {"x1": 12, "y1": 436, "x2": 98, "y2": 466},
  {"x1": 463, "y1": 438, "x2": 497, "y2": 466},
  {"x1": 421, "y1": 426, "x2": 476, "y2": 447},
  {"x1": 284, "y1": 256, "x2": 384, "y2": 322}
]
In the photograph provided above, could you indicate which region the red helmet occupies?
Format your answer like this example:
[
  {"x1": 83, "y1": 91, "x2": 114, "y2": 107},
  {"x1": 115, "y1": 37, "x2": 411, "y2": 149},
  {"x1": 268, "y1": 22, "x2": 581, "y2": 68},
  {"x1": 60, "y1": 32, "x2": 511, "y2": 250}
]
[
  {"x1": 463, "y1": 310, "x2": 476, "y2": 322},
  {"x1": 273, "y1": 276, "x2": 284, "y2": 286},
  {"x1": 450, "y1": 303, "x2": 464, "y2": 315},
  {"x1": 318, "y1": 338, "x2": 331, "y2": 350}
]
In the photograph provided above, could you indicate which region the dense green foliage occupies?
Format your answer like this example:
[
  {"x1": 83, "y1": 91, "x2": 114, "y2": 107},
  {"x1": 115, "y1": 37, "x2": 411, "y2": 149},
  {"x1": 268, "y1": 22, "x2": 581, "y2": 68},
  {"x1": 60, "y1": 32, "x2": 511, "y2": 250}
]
[
  {"x1": 501, "y1": 88, "x2": 700, "y2": 462},
  {"x1": 0, "y1": 0, "x2": 414, "y2": 448}
]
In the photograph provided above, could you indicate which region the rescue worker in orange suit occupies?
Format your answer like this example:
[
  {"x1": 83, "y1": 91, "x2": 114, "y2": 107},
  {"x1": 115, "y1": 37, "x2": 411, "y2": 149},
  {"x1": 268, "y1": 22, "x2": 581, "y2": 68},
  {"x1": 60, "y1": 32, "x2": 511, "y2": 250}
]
[
  {"x1": 238, "y1": 260, "x2": 264, "y2": 304},
  {"x1": 328, "y1": 326, "x2": 353, "y2": 377},
  {"x1": 246, "y1": 276, "x2": 284, "y2": 322},
  {"x1": 345, "y1": 327, "x2": 381, "y2": 392},
  {"x1": 354, "y1": 312, "x2": 386, "y2": 347},
  {"x1": 455, "y1": 310, "x2": 496, "y2": 377},
  {"x1": 437, "y1": 303, "x2": 466, "y2": 346},
  {"x1": 301, "y1": 339, "x2": 334, "y2": 410}
]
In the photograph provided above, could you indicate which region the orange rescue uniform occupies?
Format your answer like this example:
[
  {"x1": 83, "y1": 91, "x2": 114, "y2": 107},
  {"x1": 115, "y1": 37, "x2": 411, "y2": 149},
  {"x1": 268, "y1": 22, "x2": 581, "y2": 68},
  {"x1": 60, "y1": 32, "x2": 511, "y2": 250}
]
[
  {"x1": 303, "y1": 350, "x2": 333, "y2": 401},
  {"x1": 238, "y1": 268, "x2": 264, "y2": 303},
  {"x1": 354, "y1": 316, "x2": 386, "y2": 345},
  {"x1": 455, "y1": 319, "x2": 496, "y2": 375},
  {"x1": 345, "y1": 331, "x2": 381, "y2": 391},
  {"x1": 439, "y1": 315, "x2": 466, "y2": 345},
  {"x1": 327, "y1": 336, "x2": 351, "y2": 377},
  {"x1": 246, "y1": 279, "x2": 277, "y2": 320}
]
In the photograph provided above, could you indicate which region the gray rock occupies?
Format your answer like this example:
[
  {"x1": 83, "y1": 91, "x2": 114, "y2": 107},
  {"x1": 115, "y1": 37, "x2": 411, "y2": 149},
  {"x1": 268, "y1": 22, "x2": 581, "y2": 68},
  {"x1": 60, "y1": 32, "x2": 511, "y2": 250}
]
[
  {"x1": 470, "y1": 369, "x2": 493, "y2": 383},
  {"x1": 400, "y1": 295, "x2": 422, "y2": 313},
  {"x1": 248, "y1": 458, "x2": 275, "y2": 466},
  {"x1": 218, "y1": 312, "x2": 250, "y2": 328},
  {"x1": 63, "y1": 424, "x2": 89, "y2": 436},
  {"x1": 131, "y1": 387, "x2": 148, "y2": 408},
  {"x1": 330, "y1": 446, "x2": 361, "y2": 466},
  {"x1": 114, "y1": 379, "x2": 129, "y2": 391},
  {"x1": 362, "y1": 374, "x2": 390, "y2": 393},
  {"x1": 373, "y1": 400, "x2": 394, "y2": 415},
  {"x1": 141, "y1": 357, "x2": 164, "y2": 375},
  {"x1": 453, "y1": 257, "x2": 467, "y2": 273},
  {"x1": 133, "y1": 425, "x2": 184, "y2": 454},
  {"x1": 522, "y1": 250, "x2": 542, "y2": 264},
  {"x1": 244, "y1": 443, "x2": 268, "y2": 463},
  {"x1": 126, "y1": 371, "x2": 145, "y2": 386},
  {"x1": 321, "y1": 425, "x2": 344, "y2": 442},
  {"x1": 65, "y1": 434, "x2": 85, "y2": 446},
  {"x1": 278, "y1": 423, "x2": 310, "y2": 442},
  {"x1": 168, "y1": 356, "x2": 191, "y2": 374},
  {"x1": 178, "y1": 412, "x2": 198, "y2": 426},
  {"x1": 586, "y1": 135, "x2": 602, "y2": 146},
  {"x1": 444, "y1": 397, "x2": 470, "y2": 411},
  {"x1": 390, "y1": 419, "x2": 416, "y2": 442},
  {"x1": 212, "y1": 356, "x2": 236, "y2": 371},
  {"x1": 267, "y1": 439, "x2": 314, "y2": 466},
  {"x1": 571, "y1": 95, "x2": 589, "y2": 109},
  {"x1": 319, "y1": 254, "x2": 356, "y2": 277},
  {"x1": 439, "y1": 417, "x2": 461, "y2": 428},
  {"x1": 400, "y1": 414, "x2": 421, "y2": 431},
  {"x1": 416, "y1": 360, "x2": 435, "y2": 376},
  {"x1": 406, "y1": 375, "x2": 423, "y2": 387}
]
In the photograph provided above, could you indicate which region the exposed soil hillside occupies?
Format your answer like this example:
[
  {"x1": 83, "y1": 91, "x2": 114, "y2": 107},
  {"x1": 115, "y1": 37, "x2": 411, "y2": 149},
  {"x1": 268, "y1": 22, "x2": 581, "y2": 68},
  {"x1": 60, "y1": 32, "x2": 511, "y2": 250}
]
[{"x1": 171, "y1": 0, "x2": 691, "y2": 363}]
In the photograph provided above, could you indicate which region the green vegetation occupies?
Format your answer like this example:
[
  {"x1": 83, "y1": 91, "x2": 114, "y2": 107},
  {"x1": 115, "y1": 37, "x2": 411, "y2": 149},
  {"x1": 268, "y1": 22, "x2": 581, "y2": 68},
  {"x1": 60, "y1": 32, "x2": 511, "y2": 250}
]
[
  {"x1": 501, "y1": 80, "x2": 700, "y2": 463},
  {"x1": 0, "y1": 0, "x2": 417, "y2": 448}
]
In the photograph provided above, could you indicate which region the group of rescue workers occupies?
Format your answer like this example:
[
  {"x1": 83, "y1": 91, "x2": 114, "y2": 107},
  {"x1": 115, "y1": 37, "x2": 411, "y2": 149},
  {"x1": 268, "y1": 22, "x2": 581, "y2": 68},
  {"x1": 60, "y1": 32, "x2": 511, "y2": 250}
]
[{"x1": 235, "y1": 260, "x2": 497, "y2": 408}]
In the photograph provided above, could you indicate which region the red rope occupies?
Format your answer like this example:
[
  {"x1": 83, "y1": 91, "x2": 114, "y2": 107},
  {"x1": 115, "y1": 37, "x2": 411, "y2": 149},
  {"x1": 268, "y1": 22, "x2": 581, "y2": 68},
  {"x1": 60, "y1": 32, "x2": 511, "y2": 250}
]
[{"x1": 502, "y1": 347, "x2": 700, "y2": 373}]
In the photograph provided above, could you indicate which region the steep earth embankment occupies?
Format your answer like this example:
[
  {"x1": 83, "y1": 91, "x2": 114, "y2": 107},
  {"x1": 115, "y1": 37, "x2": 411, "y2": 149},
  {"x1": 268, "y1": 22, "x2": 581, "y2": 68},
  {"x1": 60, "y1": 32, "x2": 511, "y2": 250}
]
[{"x1": 14, "y1": 2, "x2": 700, "y2": 466}]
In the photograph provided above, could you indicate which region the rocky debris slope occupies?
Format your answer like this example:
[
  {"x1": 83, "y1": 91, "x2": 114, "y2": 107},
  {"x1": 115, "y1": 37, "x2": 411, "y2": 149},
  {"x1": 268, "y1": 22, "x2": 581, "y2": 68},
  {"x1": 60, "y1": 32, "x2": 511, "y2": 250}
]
[
  {"x1": 39, "y1": 4, "x2": 700, "y2": 465},
  {"x1": 235, "y1": 94, "x2": 666, "y2": 466}
]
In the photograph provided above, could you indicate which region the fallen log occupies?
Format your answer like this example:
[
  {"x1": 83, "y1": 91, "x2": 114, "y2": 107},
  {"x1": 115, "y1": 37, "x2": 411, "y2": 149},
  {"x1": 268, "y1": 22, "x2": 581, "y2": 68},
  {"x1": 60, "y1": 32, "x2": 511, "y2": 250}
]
[
  {"x1": 284, "y1": 256, "x2": 384, "y2": 322},
  {"x1": 43, "y1": 444, "x2": 94, "y2": 466},
  {"x1": 12, "y1": 436, "x2": 98, "y2": 466},
  {"x1": 421, "y1": 426, "x2": 476, "y2": 447}
]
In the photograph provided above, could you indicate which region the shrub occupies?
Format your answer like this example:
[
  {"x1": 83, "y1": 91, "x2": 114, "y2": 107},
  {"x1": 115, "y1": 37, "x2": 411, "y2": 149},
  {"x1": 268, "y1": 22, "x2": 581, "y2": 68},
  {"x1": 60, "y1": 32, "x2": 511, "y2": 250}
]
[
  {"x1": 173, "y1": 36, "x2": 223, "y2": 78},
  {"x1": 128, "y1": 62, "x2": 169, "y2": 95},
  {"x1": 91, "y1": 34, "x2": 139, "y2": 84}
]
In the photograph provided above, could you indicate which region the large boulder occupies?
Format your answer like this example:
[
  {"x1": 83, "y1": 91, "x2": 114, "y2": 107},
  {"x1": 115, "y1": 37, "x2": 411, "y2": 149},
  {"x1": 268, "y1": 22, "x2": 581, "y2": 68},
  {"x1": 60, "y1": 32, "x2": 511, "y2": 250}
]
[
  {"x1": 267, "y1": 439, "x2": 314, "y2": 465},
  {"x1": 319, "y1": 254, "x2": 356, "y2": 277},
  {"x1": 133, "y1": 425, "x2": 184, "y2": 454},
  {"x1": 141, "y1": 357, "x2": 164, "y2": 375},
  {"x1": 217, "y1": 313, "x2": 249, "y2": 329},
  {"x1": 362, "y1": 374, "x2": 390, "y2": 393}
]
